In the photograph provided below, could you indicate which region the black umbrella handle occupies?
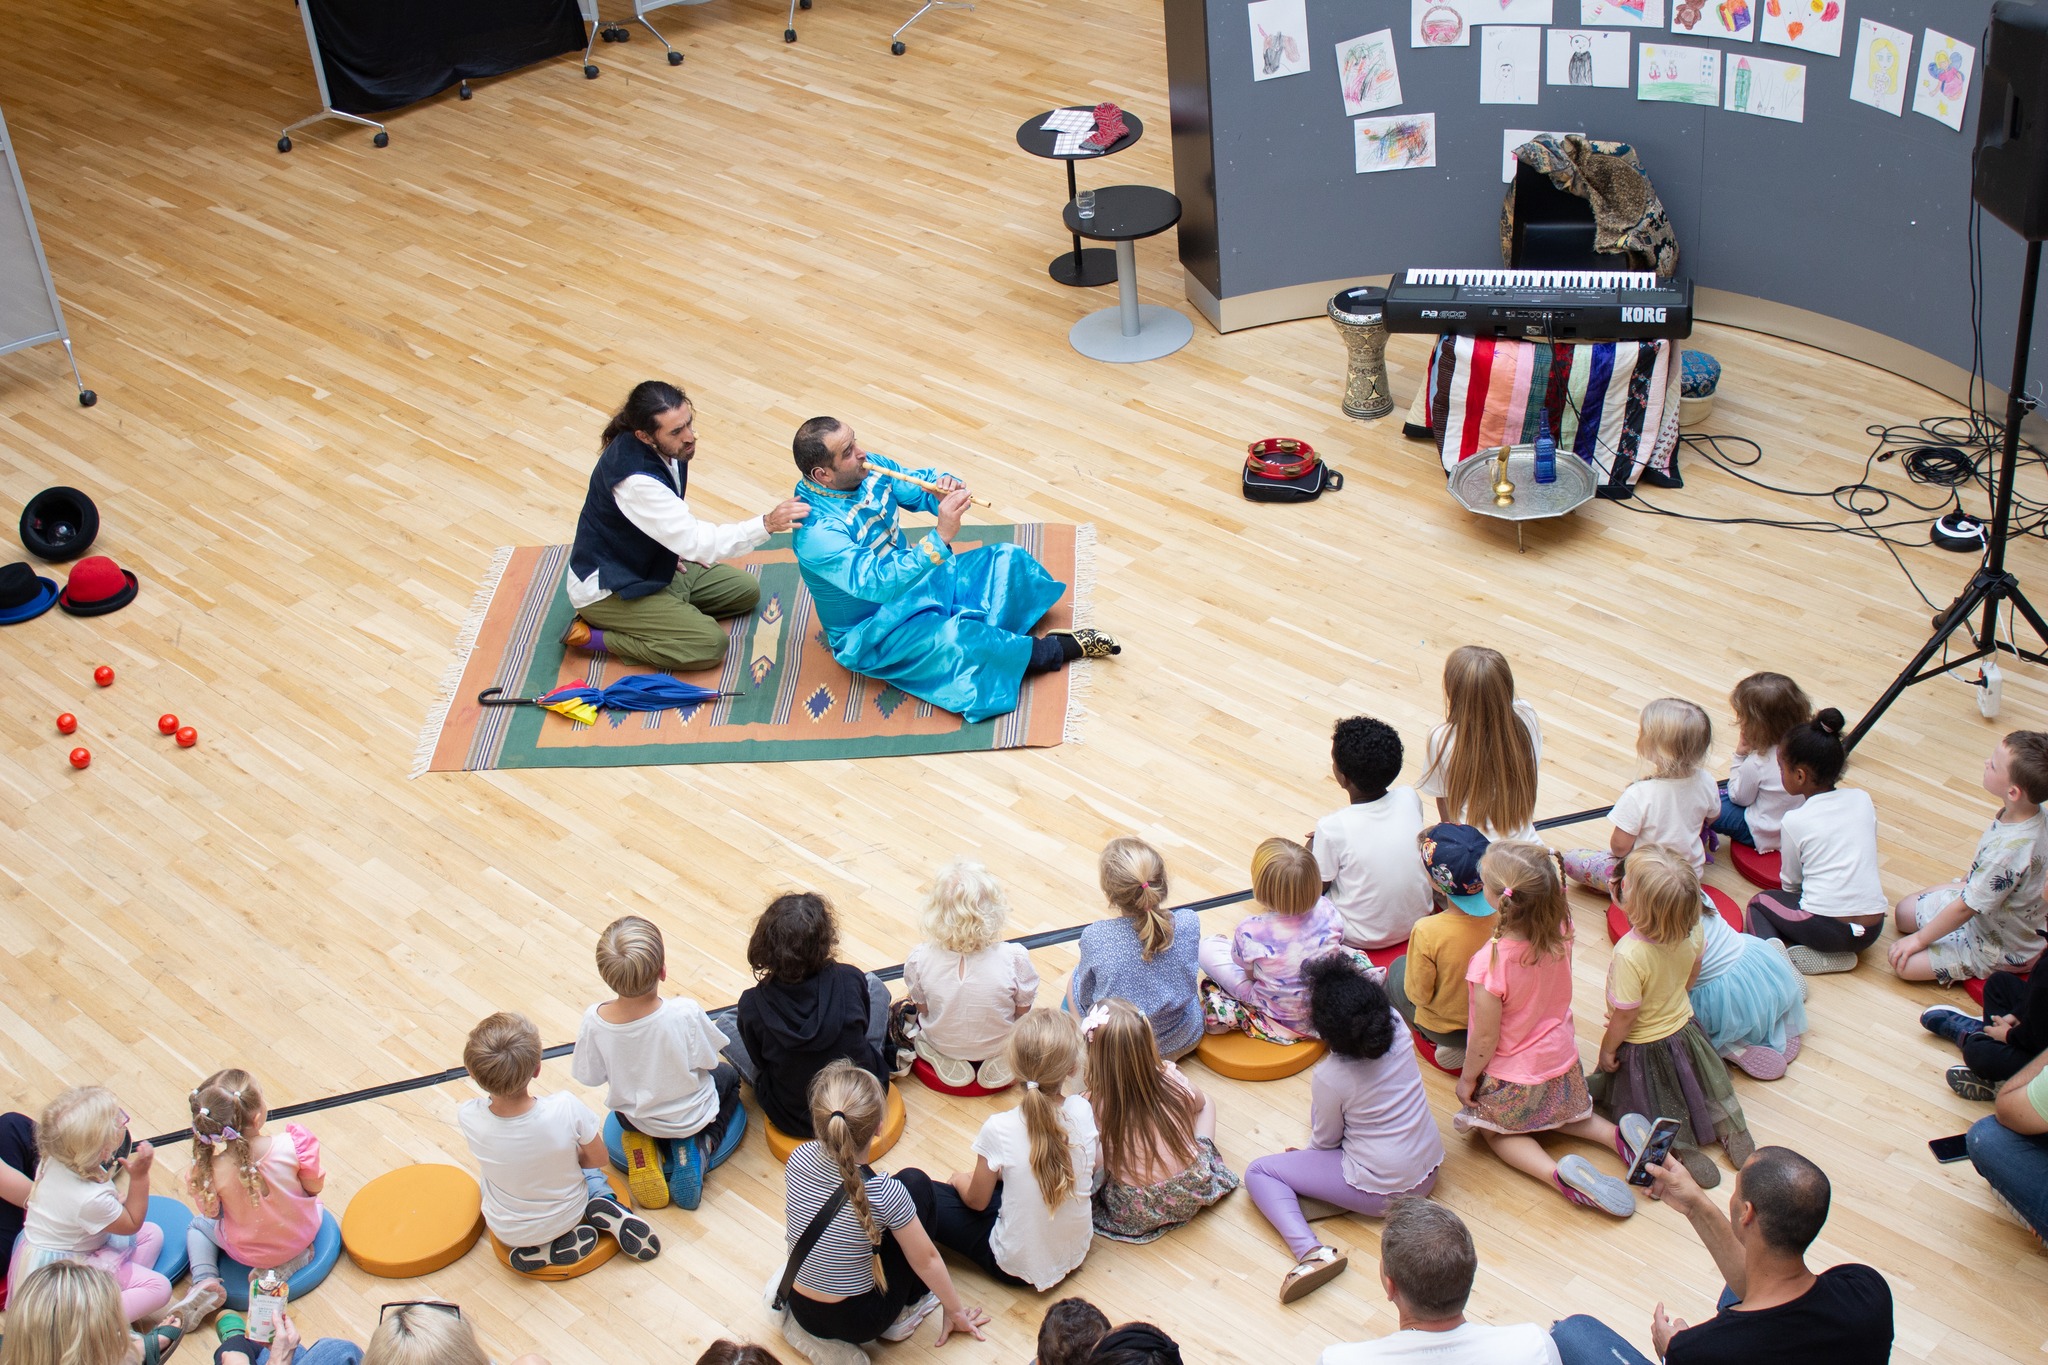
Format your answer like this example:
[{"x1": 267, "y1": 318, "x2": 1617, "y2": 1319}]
[{"x1": 476, "y1": 687, "x2": 538, "y2": 708}]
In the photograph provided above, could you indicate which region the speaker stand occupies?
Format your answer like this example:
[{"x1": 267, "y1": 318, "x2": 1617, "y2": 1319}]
[{"x1": 1847, "y1": 237, "x2": 2048, "y2": 750}]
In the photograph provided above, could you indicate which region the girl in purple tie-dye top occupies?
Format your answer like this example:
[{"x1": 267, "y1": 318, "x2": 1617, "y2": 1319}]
[{"x1": 1199, "y1": 839, "x2": 1348, "y2": 1042}]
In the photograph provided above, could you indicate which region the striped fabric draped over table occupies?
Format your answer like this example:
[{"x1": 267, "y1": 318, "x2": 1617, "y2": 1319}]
[{"x1": 1424, "y1": 336, "x2": 1681, "y2": 484}]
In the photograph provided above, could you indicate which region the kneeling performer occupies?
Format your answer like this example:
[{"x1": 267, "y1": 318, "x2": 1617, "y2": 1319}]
[{"x1": 790, "y1": 416, "x2": 1117, "y2": 724}]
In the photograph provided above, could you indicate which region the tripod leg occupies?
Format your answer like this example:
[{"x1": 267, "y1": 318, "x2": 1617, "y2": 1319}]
[
  {"x1": 1845, "y1": 573, "x2": 2000, "y2": 751},
  {"x1": 1997, "y1": 581, "x2": 2048, "y2": 662}
]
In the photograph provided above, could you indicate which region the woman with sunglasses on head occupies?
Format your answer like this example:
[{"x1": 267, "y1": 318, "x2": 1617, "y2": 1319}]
[{"x1": 213, "y1": 1300, "x2": 548, "y2": 1365}]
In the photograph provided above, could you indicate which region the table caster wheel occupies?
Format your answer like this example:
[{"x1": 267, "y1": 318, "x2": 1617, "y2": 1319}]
[
  {"x1": 668, "y1": 50, "x2": 683, "y2": 64},
  {"x1": 800, "y1": 0, "x2": 811, "y2": 9},
  {"x1": 373, "y1": 131, "x2": 389, "y2": 147},
  {"x1": 459, "y1": 81, "x2": 472, "y2": 98},
  {"x1": 78, "y1": 390, "x2": 97, "y2": 408},
  {"x1": 890, "y1": 39, "x2": 904, "y2": 52},
  {"x1": 784, "y1": 27, "x2": 796, "y2": 40},
  {"x1": 277, "y1": 136, "x2": 292, "y2": 152},
  {"x1": 584, "y1": 62, "x2": 599, "y2": 77}
]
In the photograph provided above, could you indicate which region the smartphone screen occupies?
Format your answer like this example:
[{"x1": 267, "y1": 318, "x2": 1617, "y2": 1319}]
[
  {"x1": 1929, "y1": 1133, "x2": 1971, "y2": 1164},
  {"x1": 1628, "y1": 1118, "x2": 1682, "y2": 1185}
]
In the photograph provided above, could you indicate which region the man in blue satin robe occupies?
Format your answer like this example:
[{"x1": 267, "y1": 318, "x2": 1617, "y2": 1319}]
[{"x1": 789, "y1": 416, "x2": 1118, "y2": 723}]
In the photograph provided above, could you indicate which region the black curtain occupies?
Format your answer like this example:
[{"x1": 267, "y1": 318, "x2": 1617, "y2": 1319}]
[{"x1": 303, "y1": 0, "x2": 586, "y2": 114}]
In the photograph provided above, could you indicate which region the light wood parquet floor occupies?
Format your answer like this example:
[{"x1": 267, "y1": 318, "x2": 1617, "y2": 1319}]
[{"x1": 0, "y1": 0, "x2": 2042, "y2": 1360}]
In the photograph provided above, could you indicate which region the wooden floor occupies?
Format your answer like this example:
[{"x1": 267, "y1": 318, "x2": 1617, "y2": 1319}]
[{"x1": 0, "y1": 0, "x2": 2042, "y2": 1360}]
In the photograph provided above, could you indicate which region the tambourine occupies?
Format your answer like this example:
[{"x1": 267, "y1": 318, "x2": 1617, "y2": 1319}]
[{"x1": 1246, "y1": 438, "x2": 1318, "y2": 481}]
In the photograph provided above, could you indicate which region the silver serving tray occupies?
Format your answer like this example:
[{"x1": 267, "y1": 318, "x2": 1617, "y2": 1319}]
[{"x1": 1448, "y1": 444, "x2": 1597, "y2": 522}]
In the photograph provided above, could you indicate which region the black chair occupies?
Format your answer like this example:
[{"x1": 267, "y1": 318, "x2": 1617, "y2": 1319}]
[{"x1": 1506, "y1": 163, "x2": 1611, "y2": 272}]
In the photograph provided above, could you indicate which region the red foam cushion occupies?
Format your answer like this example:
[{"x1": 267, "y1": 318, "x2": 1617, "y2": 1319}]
[
  {"x1": 909, "y1": 1056, "x2": 1010, "y2": 1097},
  {"x1": 1965, "y1": 970, "x2": 2033, "y2": 1006},
  {"x1": 1364, "y1": 943, "x2": 1407, "y2": 968},
  {"x1": 1609, "y1": 889, "x2": 1742, "y2": 944},
  {"x1": 1730, "y1": 843, "x2": 1782, "y2": 891},
  {"x1": 1410, "y1": 1032, "x2": 1459, "y2": 1075}
]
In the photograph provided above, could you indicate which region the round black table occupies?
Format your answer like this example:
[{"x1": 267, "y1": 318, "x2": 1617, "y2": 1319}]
[
  {"x1": 1059, "y1": 184, "x2": 1190, "y2": 363},
  {"x1": 1015, "y1": 107, "x2": 1144, "y2": 288}
]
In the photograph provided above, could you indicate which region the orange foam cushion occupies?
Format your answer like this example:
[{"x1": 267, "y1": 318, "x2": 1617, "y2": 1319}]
[
  {"x1": 342, "y1": 1164, "x2": 484, "y2": 1280},
  {"x1": 765, "y1": 1082, "x2": 906, "y2": 1165},
  {"x1": 486, "y1": 1167, "x2": 629, "y2": 1281},
  {"x1": 1194, "y1": 1030, "x2": 1327, "y2": 1081}
]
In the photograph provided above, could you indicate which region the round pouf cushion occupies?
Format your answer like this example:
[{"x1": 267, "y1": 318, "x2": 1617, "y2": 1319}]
[
  {"x1": 487, "y1": 1167, "x2": 630, "y2": 1281},
  {"x1": 1194, "y1": 1032, "x2": 1328, "y2": 1081},
  {"x1": 1730, "y1": 842, "x2": 1782, "y2": 891},
  {"x1": 909, "y1": 1057, "x2": 1012, "y2": 1098},
  {"x1": 1607, "y1": 885, "x2": 1743, "y2": 944},
  {"x1": 1967, "y1": 970, "x2": 2032, "y2": 1007},
  {"x1": 342, "y1": 1163, "x2": 484, "y2": 1280},
  {"x1": 148, "y1": 1195, "x2": 194, "y2": 1283},
  {"x1": 1679, "y1": 351, "x2": 1720, "y2": 426},
  {"x1": 764, "y1": 1083, "x2": 906, "y2": 1166},
  {"x1": 219, "y1": 1208, "x2": 343, "y2": 1310}
]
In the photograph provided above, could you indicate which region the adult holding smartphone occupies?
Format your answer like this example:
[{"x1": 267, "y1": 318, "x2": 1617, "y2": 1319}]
[{"x1": 1550, "y1": 1146, "x2": 1893, "y2": 1365}]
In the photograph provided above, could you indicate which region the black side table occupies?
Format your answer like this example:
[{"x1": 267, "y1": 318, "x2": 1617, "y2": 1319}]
[
  {"x1": 1015, "y1": 107, "x2": 1144, "y2": 288},
  {"x1": 1061, "y1": 184, "x2": 1191, "y2": 363}
]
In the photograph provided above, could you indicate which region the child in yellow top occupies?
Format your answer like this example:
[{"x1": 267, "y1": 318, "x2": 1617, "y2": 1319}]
[
  {"x1": 1386, "y1": 824, "x2": 1500, "y2": 1071},
  {"x1": 1587, "y1": 845, "x2": 1754, "y2": 1189}
]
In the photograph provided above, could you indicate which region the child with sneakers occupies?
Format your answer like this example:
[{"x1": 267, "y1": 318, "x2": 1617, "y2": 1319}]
[
  {"x1": 1924, "y1": 968, "x2": 2048, "y2": 1099},
  {"x1": 901, "y1": 859, "x2": 1041, "y2": 1089},
  {"x1": 1590, "y1": 845, "x2": 1755, "y2": 1188},
  {"x1": 182, "y1": 1069, "x2": 325, "y2": 1325},
  {"x1": 1312, "y1": 717, "x2": 1433, "y2": 950},
  {"x1": 1562, "y1": 698, "x2": 1719, "y2": 893},
  {"x1": 1385, "y1": 824, "x2": 1501, "y2": 1070},
  {"x1": 1889, "y1": 731, "x2": 2048, "y2": 986},
  {"x1": 572, "y1": 915, "x2": 743, "y2": 1211},
  {"x1": 1691, "y1": 908, "x2": 1809, "y2": 1081},
  {"x1": 1744, "y1": 709, "x2": 1888, "y2": 974},
  {"x1": 1713, "y1": 672, "x2": 1811, "y2": 850},
  {"x1": 1452, "y1": 843, "x2": 1638, "y2": 1218},
  {"x1": 1198, "y1": 838, "x2": 1346, "y2": 1042},
  {"x1": 457, "y1": 1011, "x2": 660, "y2": 1274}
]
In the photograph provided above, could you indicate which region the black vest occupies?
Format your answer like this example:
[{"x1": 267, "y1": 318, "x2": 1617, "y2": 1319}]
[{"x1": 568, "y1": 431, "x2": 688, "y2": 601}]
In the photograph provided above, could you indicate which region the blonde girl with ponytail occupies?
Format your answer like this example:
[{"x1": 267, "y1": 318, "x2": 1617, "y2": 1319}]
[
  {"x1": 780, "y1": 1062, "x2": 989, "y2": 1348},
  {"x1": 927, "y1": 1010, "x2": 1100, "y2": 1291},
  {"x1": 183, "y1": 1069, "x2": 327, "y2": 1323},
  {"x1": 1069, "y1": 838, "x2": 1205, "y2": 1059}
]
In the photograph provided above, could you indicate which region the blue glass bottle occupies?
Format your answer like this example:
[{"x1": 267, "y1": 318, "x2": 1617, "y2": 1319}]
[{"x1": 1534, "y1": 408, "x2": 1557, "y2": 484}]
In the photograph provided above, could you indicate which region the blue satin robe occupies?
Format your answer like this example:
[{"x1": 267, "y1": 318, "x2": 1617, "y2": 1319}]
[{"x1": 791, "y1": 455, "x2": 1066, "y2": 723}]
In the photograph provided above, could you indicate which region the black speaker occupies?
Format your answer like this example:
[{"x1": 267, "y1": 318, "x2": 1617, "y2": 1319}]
[{"x1": 1978, "y1": 2, "x2": 2048, "y2": 240}]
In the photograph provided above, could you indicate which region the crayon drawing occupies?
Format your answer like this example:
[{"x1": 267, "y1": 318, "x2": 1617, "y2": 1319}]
[
  {"x1": 1495, "y1": 0, "x2": 1557, "y2": 21},
  {"x1": 1546, "y1": 29, "x2": 1631, "y2": 87},
  {"x1": 1637, "y1": 42, "x2": 1720, "y2": 105},
  {"x1": 1760, "y1": 0, "x2": 1844, "y2": 58},
  {"x1": 1913, "y1": 29, "x2": 1976, "y2": 131},
  {"x1": 1582, "y1": 0, "x2": 1664, "y2": 26},
  {"x1": 1724, "y1": 52, "x2": 1805, "y2": 121},
  {"x1": 1849, "y1": 19, "x2": 1910, "y2": 116},
  {"x1": 1248, "y1": 0, "x2": 1311, "y2": 80},
  {"x1": 1355, "y1": 112, "x2": 1438, "y2": 173},
  {"x1": 1482, "y1": 26, "x2": 1543, "y2": 105},
  {"x1": 1412, "y1": 0, "x2": 1472, "y2": 47},
  {"x1": 1337, "y1": 29, "x2": 1404, "y2": 115},
  {"x1": 1671, "y1": 0, "x2": 1753, "y2": 42}
]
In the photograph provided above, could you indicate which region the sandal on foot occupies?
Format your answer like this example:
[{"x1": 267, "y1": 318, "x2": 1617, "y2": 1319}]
[
  {"x1": 142, "y1": 1325, "x2": 183, "y2": 1365},
  {"x1": 618, "y1": 1125, "x2": 671, "y2": 1211},
  {"x1": 509, "y1": 1225, "x2": 599, "y2": 1273},
  {"x1": 1554, "y1": 1154, "x2": 1636, "y2": 1217},
  {"x1": 1279, "y1": 1246, "x2": 1348, "y2": 1304},
  {"x1": 584, "y1": 1196, "x2": 661, "y2": 1260}
]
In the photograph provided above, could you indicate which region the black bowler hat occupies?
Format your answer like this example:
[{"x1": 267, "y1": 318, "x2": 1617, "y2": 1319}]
[
  {"x1": 20, "y1": 486, "x2": 100, "y2": 562},
  {"x1": 0, "y1": 561, "x2": 59, "y2": 624}
]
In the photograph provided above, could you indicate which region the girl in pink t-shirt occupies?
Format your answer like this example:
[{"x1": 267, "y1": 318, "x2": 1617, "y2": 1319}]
[
  {"x1": 1453, "y1": 843, "x2": 1640, "y2": 1219},
  {"x1": 184, "y1": 1069, "x2": 326, "y2": 1309}
]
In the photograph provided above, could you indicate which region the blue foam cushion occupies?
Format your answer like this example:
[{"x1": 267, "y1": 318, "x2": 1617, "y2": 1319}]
[
  {"x1": 604, "y1": 1107, "x2": 748, "y2": 1177},
  {"x1": 218, "y1": 1208, "x2": 342, "y2": 1312},
  {"x1": 1680, "y1": 350, "x2": 1721, "y2": 397},
  {"x1": 147, "y1": 1196, "x2": 193, "y2": 1283}
]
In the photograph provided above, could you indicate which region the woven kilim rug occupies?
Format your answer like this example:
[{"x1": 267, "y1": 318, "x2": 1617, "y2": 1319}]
[{"x1": 412, "y1": 524, "x2": 1091, "y2": 773}]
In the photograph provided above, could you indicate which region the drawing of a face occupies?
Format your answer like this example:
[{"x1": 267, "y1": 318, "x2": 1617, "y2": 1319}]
[{"x1": 1572, "y1": 34, "x2": 1590, "y2": 52}]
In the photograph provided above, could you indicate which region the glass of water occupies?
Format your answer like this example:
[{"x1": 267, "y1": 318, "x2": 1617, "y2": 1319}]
[{"x1": 1077, "y1": 189, "x2": 1096, "y2": 223}]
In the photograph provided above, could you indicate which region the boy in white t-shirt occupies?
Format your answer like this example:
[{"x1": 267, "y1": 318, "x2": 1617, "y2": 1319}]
[
  {"x1": 572, "y1": 915, "x2": 742, "y2": 1212},
  {"x1": 458, "y1": 1011, "x2": 661, "y2": 1275},
  {"x1": 1313, "y1": 717, "x2": 1434, "y2": 950},
  {"x1": 1891, "y1": 731, "x2": 2048, "y2": 986}
]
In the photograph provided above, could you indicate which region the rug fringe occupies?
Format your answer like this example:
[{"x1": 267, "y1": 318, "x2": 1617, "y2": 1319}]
[
  {"x1": 410, "y1": 546, "x2": 513, "y2": 779},
  {"x1": 1064, "y1": 522, "x2": 1097, "y2": 744}
]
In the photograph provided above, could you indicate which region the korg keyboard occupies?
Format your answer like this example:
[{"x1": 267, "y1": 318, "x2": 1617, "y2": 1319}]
[{"x1": 1383, "y1": 268, "x2": 1694, "y2": 340}]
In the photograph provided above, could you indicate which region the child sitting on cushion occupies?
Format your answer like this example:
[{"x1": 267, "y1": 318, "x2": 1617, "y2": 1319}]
[
  {"x1": 183, "y1": 1069, "x2": 325, "y2": 1325},
  {"x1": 1199, "y1": 838, "x2": 1346, "y2": 1042},
  {"x1": 1070, "y1": 839, "x2": 1203, "y2": 1060},
  {"x1": 1385, "y1": 824, "x2": 1501, "y2": 1071},
  {"x1": 1712, "y1": 671, "x2": 1811, "y2": 851},
  {"x1": 901, "y1": 859, "x2": 1040, "y2": 1090},
  {"x1": 572, "y1": 915, "x2": 742, "y2": 1211},
  {"x1": 1889, "y1": 731, "x2": 2048, "y2": 986},
  {"x1": 458, "y1": 1011, "x2": 660, "y2": 1274},
  {"x1": 730, "y1": 892, "x2": 892, "y2": 1138},
  {"x1": 1312, "y1": 716, "x2": 1433, "y2": 951}
]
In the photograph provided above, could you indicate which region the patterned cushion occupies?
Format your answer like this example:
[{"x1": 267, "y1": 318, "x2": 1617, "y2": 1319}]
[{"x1": 1680, "y1": 350, "x2": 1721, "y2": 398}]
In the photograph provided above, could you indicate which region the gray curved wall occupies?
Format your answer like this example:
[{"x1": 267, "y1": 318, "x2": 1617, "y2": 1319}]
[{"x1": 1165, "y1": 0, "x2": 2040, "y2": 400}]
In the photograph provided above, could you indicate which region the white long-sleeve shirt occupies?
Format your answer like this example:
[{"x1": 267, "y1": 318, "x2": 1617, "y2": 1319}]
[
  {"x1": 564, "y1": 459, "x2": 768, "y2": 609},
  {"x1": 1726, "y1": 746, "x2": 1804, "y2": 853}
]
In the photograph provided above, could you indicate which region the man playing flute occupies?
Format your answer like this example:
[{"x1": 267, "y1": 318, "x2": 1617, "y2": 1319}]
[{"x1": 789, "y1": 415, "x2": 1118, "y2": 724}]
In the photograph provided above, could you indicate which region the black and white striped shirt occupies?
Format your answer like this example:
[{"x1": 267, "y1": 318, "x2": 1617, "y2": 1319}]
[{"x1": 783, "y1": 1141, "x2": 916, "y2": 1295}]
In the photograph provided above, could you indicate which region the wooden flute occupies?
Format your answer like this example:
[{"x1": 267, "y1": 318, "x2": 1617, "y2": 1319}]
[{"x1": 868, "y1": 464, "x2": 993, "y2": 508}]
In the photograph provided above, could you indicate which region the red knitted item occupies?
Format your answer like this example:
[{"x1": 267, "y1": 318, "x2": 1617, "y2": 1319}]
[{"x1": 1086, "y1": 102, "x2": 1129, "y2": 149}]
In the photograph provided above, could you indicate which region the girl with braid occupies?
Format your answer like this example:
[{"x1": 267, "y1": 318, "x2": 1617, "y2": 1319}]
[
  {"x1": 929, "y1": 1009, "x2": 1100, "y2": 1290},
  {"x1": 184, "y1": 1070, "x2": 326, "y2": 1322},
  {"x1": 780, "y1": 1062, "x2": 987, "y2": 1348}
]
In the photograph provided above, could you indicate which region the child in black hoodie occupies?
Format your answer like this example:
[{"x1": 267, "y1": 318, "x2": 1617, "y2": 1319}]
[{"x1": 731, "y1": 892, "x2": 892, "y2": 1137}]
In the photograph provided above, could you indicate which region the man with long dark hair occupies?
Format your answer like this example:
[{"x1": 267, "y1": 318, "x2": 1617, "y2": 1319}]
[{"x1": 561, "y1": 381, "x2": 808, "y2": 671}]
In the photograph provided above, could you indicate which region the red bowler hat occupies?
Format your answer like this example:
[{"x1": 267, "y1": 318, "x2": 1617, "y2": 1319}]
[{"x1": 58, "y1": 554, "x2": 139, "y2": 617}]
